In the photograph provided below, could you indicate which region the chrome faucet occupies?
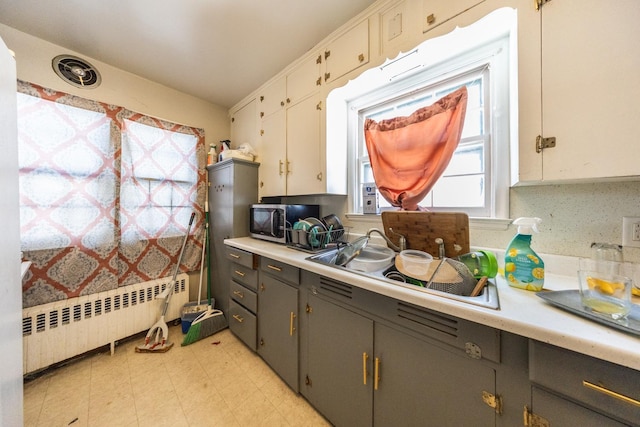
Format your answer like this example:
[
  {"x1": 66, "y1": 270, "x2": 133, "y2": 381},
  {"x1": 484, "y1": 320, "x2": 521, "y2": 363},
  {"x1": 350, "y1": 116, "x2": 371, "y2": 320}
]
[{"x1": 366, "y1": 228, "x2": 406, "y2": 252}]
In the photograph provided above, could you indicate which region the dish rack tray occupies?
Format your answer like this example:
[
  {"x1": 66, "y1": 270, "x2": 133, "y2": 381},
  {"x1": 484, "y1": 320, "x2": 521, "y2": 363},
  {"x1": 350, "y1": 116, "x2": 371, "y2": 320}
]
[{"x1": 287, "y1": 227, "x2": 350, "y2": 253}]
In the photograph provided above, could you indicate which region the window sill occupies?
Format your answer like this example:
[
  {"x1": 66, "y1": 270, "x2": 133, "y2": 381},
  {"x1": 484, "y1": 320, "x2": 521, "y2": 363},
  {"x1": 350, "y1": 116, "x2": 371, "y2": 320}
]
[{"x1": 345, "y1": 213, "x2": 512, "y2": 231}]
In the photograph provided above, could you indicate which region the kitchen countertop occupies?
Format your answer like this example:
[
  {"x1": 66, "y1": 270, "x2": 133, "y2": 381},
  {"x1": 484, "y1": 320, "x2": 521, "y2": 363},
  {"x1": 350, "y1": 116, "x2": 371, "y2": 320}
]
[{"x1": 225, "y1": 237, "x2": 640, "y2": 371}]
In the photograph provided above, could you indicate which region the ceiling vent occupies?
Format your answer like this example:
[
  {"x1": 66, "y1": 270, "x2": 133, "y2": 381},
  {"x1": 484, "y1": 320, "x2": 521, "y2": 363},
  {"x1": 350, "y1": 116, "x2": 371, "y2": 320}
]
[{"x1": 52, "y1": 55, "x2": 101, "y2": 89}]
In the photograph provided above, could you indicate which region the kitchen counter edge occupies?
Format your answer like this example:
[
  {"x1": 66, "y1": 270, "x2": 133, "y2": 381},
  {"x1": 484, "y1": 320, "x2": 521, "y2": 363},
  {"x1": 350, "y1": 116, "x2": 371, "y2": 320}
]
[{"x1": 225, "y1": 237, "x2": 640, "y2": 371}]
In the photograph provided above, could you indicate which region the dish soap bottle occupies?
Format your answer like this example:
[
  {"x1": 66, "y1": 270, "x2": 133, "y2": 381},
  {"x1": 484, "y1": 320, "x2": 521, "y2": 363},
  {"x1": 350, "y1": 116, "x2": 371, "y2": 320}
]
[
  {"x1": 504, "y1": 217, "x2": 544, "y2": 291},
  {"x1": 207, "y1": 144, "x2": 216, "y2": 165}
]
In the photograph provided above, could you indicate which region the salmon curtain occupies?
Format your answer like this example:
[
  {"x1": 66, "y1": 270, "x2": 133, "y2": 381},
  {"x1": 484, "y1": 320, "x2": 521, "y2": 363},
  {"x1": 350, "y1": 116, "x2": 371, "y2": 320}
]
[{"x1": 364, "y1": 86, "x2": 468, "y2": 211}]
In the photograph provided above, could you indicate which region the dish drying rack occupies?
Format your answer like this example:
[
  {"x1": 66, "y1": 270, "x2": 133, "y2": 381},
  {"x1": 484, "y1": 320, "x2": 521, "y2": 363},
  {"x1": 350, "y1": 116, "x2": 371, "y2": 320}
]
[{"x1": 287, "y1": 226, "x2": 351, "y2": 253}]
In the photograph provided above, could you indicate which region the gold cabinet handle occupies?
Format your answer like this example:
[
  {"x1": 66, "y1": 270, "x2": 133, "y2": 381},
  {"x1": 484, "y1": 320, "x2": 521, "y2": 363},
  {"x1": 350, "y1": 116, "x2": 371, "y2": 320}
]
[
  {"x1": 232, "y1": 314, "x2": 244, "y2": 323},
  {"x1": 583, "y1": 380, "x2": 640, "y2": 407},
  {"x1": 289, "y1": 312, "x2": 296, "y2": 336},
  {"x1": 324, "y1": 50, "x2": 331, "y2": 60},
  {"x1": 233, "y1": 290, "x2": 244, "y2": 299},
  {"x1": 426, "y1": 13, "x2": 435, "y2": 25},
  {"x1": 363, "y1": 352, "x2": 369, "y2": 385},
  {"x1": 286, "y1": 160, "x2": 291, "y2": 175},
  {"x1": 267, "y1": 264, "x2": 282, "y2": 272},
  {"x1": 278, "y1": 160, "x2": 284, "y2": 176},
  {"x1": 229, "y1": 253, "x2": 240, "y2": 259},
  {"x1": 374, "y1": 357, "x2": 380, "y2": 391},
  {"x1": 324, "y1": 72, "x2": 330, "y2": 82},
  {"x1": 316, "y1": 172, "x2": 322, "y2": 181},
  {"x1": 234, "y1": 270, "x2": 245, "y2": 277},
  {"x1": 358, "y1": 53, "x2": 365, "y2": 62}
]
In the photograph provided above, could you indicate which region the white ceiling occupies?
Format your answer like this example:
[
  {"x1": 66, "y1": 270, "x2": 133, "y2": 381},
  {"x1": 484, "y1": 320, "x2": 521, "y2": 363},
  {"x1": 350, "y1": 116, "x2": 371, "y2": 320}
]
[{"x1": 0, "y1": 0, "x2": 378, "y2": 108}]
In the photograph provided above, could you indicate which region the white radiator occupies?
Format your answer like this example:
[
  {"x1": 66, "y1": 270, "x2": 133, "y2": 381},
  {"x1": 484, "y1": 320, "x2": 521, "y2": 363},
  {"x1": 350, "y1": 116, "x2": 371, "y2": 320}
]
[{"x1": 22, "y1": 274, "x2": 189, "y2": 374}]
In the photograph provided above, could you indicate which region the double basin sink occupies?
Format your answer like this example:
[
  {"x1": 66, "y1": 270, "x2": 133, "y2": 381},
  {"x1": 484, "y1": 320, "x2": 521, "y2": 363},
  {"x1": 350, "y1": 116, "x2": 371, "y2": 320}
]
[{"x1": 307, "y1": 246, "x2": 500, "y2": 310}]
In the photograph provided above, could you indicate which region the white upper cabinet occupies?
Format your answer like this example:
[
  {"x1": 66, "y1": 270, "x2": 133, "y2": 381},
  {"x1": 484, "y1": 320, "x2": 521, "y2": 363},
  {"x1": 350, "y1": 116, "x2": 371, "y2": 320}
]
[
  {"x1": 258, "y1": 77, "x2": 286, "y2": 119},
  {"x1": 536, "y1": 0, "x2": 640, "y2": 181},
  {"x1": 230, "y1": 98, "x2": 258, "y2": 149},
  {"x1": 422, "y1": 0, "x2": 486, "y2": 34},
  {"x1": 322, "y1": 19, "x2": 370, "y2": 86},
  {"x1": 287, "y1": 53, "x2": 322, "y2": 107}
]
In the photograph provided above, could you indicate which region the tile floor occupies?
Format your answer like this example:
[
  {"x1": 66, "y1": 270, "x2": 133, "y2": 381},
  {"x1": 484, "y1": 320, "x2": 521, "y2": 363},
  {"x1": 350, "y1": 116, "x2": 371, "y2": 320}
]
[{"x1": 23, "y1": 325, "x2": 331, "y2": 427}]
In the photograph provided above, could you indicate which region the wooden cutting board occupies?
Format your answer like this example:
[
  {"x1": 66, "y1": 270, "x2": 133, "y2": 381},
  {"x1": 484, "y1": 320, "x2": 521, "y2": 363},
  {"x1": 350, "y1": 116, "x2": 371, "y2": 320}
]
[{"x1": 381, "y1": 211, "x2": 470, "y2": 258}]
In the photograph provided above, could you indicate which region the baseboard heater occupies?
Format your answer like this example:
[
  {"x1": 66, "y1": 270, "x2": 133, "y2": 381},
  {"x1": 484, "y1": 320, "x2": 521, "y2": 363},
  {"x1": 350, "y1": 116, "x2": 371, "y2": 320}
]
[{"x1": 22, "y1": 274, "x2": 189, "y2": 374}]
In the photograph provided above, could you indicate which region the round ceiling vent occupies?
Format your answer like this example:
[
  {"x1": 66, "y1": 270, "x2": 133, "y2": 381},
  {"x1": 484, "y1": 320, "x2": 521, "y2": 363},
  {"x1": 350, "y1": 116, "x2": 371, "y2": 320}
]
[{"x1": 52, "y1": 55, "x2": 101, "y2": 89}]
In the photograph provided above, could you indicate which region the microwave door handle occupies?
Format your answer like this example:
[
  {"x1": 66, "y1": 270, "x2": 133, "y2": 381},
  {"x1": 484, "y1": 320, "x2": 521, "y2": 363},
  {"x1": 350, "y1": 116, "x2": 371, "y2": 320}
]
[{"x1": 270, "y1": 211, "x2": 277, "y2": 236}]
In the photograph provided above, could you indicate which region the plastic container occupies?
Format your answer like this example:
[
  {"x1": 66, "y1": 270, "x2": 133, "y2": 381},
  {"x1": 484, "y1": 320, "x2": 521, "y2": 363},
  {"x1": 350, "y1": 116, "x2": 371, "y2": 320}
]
[
  {"x1": 399, "y1": 249, "x2": 433, "y2": 276},
  {"x1": 347, "y1": 245, "x2": 395, "y2": 273},
  {"x1": 456, "y1": 250, "x2": 498, "y2": 278},
  {"x1": 504, "y1": 217, "x2": 545, "y2": 291}
]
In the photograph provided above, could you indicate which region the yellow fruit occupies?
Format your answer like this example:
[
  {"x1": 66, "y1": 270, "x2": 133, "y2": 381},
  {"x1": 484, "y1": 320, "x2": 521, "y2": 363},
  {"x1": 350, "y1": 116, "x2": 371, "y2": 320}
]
[
  {"x1": 586, "y1": 277, "x2": 624, "y2": 295},
  {"x1": 508, "y1": 248, "x2": 518, "y2": 257},
  {"x1": 527, "y1": 254, "x2": 540, "y2": 264},
  {"x1": 505, "y1": 262, "x2": 516, "y2": 273},
  {"x1": 532, "y1": 268, "x2": 544, "y2": 279},
  {"x1": 508, "y1": 273, "x2": 516, "y2": 283}
]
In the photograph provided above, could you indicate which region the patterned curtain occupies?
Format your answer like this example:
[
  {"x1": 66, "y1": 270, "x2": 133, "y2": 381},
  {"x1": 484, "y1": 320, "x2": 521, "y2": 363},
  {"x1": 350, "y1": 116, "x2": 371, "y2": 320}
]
[
  {"x1": 363, "y1": 86, "x2": 468, "y2": 211},
  {"x1": 17, "y1": 81, "x2": 205, "y2": 308}
]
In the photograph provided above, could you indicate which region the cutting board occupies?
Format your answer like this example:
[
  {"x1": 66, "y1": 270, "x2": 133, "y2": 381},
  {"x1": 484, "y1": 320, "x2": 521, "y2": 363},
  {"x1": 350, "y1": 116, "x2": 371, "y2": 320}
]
[{"x1": 381, "y1": 211, "x2": 470, "y2": 258}]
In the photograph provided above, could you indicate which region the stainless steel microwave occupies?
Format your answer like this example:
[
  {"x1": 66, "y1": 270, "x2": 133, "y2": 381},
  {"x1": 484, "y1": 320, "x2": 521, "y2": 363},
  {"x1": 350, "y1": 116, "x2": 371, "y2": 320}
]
[{"x1": 249, "y1": 204, "x2": 320, "y2": 244}]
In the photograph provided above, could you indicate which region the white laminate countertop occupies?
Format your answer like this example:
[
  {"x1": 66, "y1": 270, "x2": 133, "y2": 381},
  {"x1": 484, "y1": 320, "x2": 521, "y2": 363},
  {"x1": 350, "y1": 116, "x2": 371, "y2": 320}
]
[{"x1": 225, "y1": 237, "x2": 640, "y2": 371}]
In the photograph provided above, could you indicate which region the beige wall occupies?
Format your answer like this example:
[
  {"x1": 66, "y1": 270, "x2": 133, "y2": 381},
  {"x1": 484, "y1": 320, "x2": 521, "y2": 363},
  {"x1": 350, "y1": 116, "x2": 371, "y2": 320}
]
[{"x1": 0, "y1": 24, "x2": 229, "y2": 147}]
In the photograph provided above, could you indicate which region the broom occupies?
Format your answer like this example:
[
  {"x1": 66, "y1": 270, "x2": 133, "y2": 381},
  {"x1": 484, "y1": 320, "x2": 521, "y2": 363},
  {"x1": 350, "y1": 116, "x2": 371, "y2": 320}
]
[{"x1": 182, "y1": 207, "x2": 228, "y2": 345}]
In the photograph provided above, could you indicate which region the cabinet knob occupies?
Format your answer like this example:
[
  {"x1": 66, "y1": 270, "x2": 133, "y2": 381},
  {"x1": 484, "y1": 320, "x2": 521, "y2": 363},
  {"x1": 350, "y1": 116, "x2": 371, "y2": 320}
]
[
  {"x1": 324, "y1": 50, "x2": 331, "y2": 60},
  {"x1": 280, "y1": 100, "x2": 285, "y2": 106},
  {"x1": 316, "y1": 101, "x2": 322, "y2": 111},
  {"x1": 260, "y1": 181, "x2": 264, "y2": 188},
  {"x1": 286, "y1": 98, "x2": 291, "y2": 104},
  {"x1": 358, "y1": 53, "x2": 365, "y2": 63},
  {"x1": 316, "y1": 77, "x2": 322, "y2": 86},
  {"x1": 324, "y1": 72, "x2": 331, "y2": 82},
  {"x1": 316, "y1": 172, "x2": 323, "y2": 181},
  {"x1": 260, "y1": 111, "x2": 264, "y2": 118},
  {"x1": 316, "y1": 54, "x2": 322, "y2": 64},
  {"x1": 260, "y1": 95, "x2": 264, "y2": 102},
  {"x1": 426, "y1": 13, "x2": 435, "y2": 25},
  {"x1": 259, "y1": 338, "x2": 265, "y2": 346}
]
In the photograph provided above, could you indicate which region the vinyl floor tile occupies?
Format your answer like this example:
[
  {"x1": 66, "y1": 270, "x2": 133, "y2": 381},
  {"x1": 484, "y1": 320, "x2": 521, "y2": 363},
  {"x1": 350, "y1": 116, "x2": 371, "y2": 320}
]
[{"x1": 23, "y1": 325, "x2": 330, "y2": 426}]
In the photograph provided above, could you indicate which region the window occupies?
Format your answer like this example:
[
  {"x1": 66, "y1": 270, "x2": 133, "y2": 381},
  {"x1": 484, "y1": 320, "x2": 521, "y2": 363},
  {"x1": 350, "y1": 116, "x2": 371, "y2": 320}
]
[
  {"x1": 328, "y1": 7, "x2": 517, "y2": 218},
  {"x1": 17, "y1": 81, "x2": 205, "y2": 308}
]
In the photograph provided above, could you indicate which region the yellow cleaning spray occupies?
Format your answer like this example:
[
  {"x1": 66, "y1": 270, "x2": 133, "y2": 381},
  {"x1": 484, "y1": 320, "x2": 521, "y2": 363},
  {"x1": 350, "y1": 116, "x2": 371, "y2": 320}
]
[{"x1": 504, "y1": 217, "x2": 544, "y2": 291}]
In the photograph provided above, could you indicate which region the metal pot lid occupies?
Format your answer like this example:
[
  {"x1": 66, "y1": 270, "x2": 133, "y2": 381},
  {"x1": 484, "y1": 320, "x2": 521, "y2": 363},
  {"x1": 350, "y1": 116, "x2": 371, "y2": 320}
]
[{"x1": 333, "y1": 236, "x2": 369, "y2": 266}]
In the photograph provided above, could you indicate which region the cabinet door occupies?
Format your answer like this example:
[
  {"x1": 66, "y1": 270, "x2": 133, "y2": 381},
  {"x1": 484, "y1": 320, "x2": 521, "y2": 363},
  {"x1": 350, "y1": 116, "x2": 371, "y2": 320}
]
[
  {"x1": 258, "y1": 77, "x2": 286, "y2": 119},
  {"x1": 209, "y1": 164, "x2": 232, "y2": 313},
  {"x1": 540, "y1": 0, "x2": 640, "y2": 181},
  {"x1": 324, "y1": 19, "x2": 369, "y2": 85},
  {"x1": 286, "y1": 93, "x2": 323, "y2": 195},
  {"x1": 303, "y1": 293, "x2": 374, "y2": 427},
  {"x1": 258, "y1": 109, "x2": 286, "y2": 198},
  {"x1": 287, "y1": 53, "x2": 322, "y2": 106},
  {"x1": 257, "y1": 274, "x2": 299, "y2": 392},
  {"x1": 531, "y1": 387, "x2": 628, "y2": 427},
  {"x1": 422, "y1": 0, "x2": 485, "y2": 34},
  {"x1": 374, "y1": 323, "x2": 496, "y2": 427},
  {"x1": 230, "y1": 99, "x2": 257, "y2": 148}
]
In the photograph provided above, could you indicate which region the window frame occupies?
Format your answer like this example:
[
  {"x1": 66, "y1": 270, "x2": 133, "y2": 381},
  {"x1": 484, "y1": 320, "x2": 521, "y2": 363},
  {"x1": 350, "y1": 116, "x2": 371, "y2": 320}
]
[{"x1": 327, "y1": 7, "x2": 517, "y2": 220}]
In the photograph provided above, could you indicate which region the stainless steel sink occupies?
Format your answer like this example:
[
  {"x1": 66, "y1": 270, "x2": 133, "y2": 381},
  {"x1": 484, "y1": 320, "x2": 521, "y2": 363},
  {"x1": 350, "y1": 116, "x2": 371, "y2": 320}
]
[{"x1": 307, "y1": 248, "x2": 500, "y2": 310}]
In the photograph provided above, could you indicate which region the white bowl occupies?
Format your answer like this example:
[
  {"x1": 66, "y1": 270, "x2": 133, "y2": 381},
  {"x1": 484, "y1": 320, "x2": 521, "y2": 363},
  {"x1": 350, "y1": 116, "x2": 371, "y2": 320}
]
[{"x1": 347, "y1": 244, "x2": 395, "y2": 273}]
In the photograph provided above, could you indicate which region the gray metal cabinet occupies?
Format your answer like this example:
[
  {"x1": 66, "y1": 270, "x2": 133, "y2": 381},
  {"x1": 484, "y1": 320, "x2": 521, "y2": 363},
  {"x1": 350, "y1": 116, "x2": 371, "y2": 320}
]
[
  {"x1": 207, "y1": 159, "x2": 258, "y2": 314},
  {"x1": 303, "y1": 292, "x2": 374, "y2": 427},
  {"x1": 227, "y1": 246, "x2": 258, "y2": 350},
  {"x1": 529, "y1": 341, "x2": 640, "y2": 427},
  {"x1": 374, "y1": 322, "x2": 495, "y2": 426},
  {"x1": 300, "y1": 271, "x2": 498, "y2": 427},
  {"x1": 257, "y1": 257, "x2": 300, "y2": 392}
]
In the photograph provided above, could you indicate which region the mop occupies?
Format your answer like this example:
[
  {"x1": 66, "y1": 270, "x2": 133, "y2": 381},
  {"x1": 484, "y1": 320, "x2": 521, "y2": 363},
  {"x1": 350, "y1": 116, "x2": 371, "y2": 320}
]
[
  {"x1": 135, "y1": 211, "x2": 195, "y2": 353},
  {"x1": 182, "y1": 211, "x2": 228, "y2": 346}
]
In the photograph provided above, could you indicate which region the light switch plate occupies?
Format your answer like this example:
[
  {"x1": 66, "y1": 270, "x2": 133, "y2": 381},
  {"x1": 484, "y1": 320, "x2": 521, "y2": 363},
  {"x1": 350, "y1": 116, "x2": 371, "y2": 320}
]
[{"x1": 622, "y1": 216, "x2": 640, "y2": 248}]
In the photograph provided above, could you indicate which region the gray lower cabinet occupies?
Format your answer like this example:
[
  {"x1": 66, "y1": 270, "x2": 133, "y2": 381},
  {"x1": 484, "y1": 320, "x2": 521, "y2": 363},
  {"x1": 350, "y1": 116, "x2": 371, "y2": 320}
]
[
  {"x1": 529, "y1": 341, "x2": 640, "y2": 427},
  {"x1": 303, "y1": 292, "x2": 374, "y2": 427},
  {"x1": 227, "y1": 246, "x2": 258, "y2": 351},
  {"x1": 300, "y1": 271, "x2": 498, "y2": 427},
  {"x1": 257, "y1": 257, "x2": 300, "y2": 392}
]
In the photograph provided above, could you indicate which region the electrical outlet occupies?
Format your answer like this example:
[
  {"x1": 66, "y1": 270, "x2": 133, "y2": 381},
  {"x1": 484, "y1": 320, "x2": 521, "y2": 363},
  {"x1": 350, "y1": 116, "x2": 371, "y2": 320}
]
[{"x1": 622, "y1": 217, "x2": 640, "y2": 248}]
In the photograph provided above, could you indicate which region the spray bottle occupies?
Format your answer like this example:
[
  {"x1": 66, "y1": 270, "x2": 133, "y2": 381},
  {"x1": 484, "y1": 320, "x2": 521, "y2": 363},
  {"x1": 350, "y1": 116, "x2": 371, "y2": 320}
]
[{"x1": 504, "y1": 217, "x2": 544, "y2": 291}]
